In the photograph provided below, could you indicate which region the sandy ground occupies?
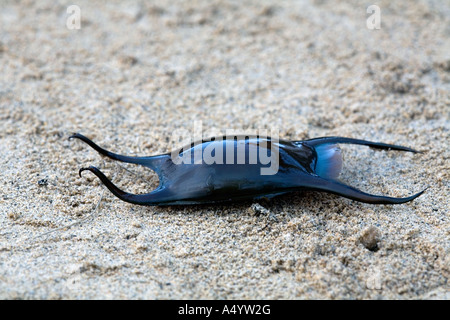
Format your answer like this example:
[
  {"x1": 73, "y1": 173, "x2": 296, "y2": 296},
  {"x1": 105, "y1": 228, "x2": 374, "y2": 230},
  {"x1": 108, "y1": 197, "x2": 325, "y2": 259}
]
[{"x1": 0, "y1": 0, "x2": 449, "y2": 299}]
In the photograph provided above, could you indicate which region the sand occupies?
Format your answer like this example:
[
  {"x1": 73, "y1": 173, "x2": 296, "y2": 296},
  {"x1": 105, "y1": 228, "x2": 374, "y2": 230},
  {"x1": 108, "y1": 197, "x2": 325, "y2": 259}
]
[{"x1": 0, "y1": 0, "x2": 448, "y2": 299}]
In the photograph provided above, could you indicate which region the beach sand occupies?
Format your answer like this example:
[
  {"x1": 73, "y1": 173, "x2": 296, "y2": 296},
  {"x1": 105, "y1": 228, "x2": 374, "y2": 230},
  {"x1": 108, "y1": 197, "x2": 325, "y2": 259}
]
[{"x1": 0, "y1": 0, "x2": 448, "y2": 299}]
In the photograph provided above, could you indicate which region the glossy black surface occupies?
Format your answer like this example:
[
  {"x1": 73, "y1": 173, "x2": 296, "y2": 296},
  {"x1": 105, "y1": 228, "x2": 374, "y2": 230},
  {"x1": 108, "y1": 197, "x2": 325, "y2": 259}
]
[{"x1": 70, "y1": 133, "x2": 426, "y2": 205}]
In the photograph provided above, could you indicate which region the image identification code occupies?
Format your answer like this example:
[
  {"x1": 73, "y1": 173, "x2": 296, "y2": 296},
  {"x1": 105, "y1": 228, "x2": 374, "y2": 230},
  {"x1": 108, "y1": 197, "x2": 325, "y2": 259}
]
[{"x1": 178, "y1": 304, "x2": 271, "y2": 317}]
